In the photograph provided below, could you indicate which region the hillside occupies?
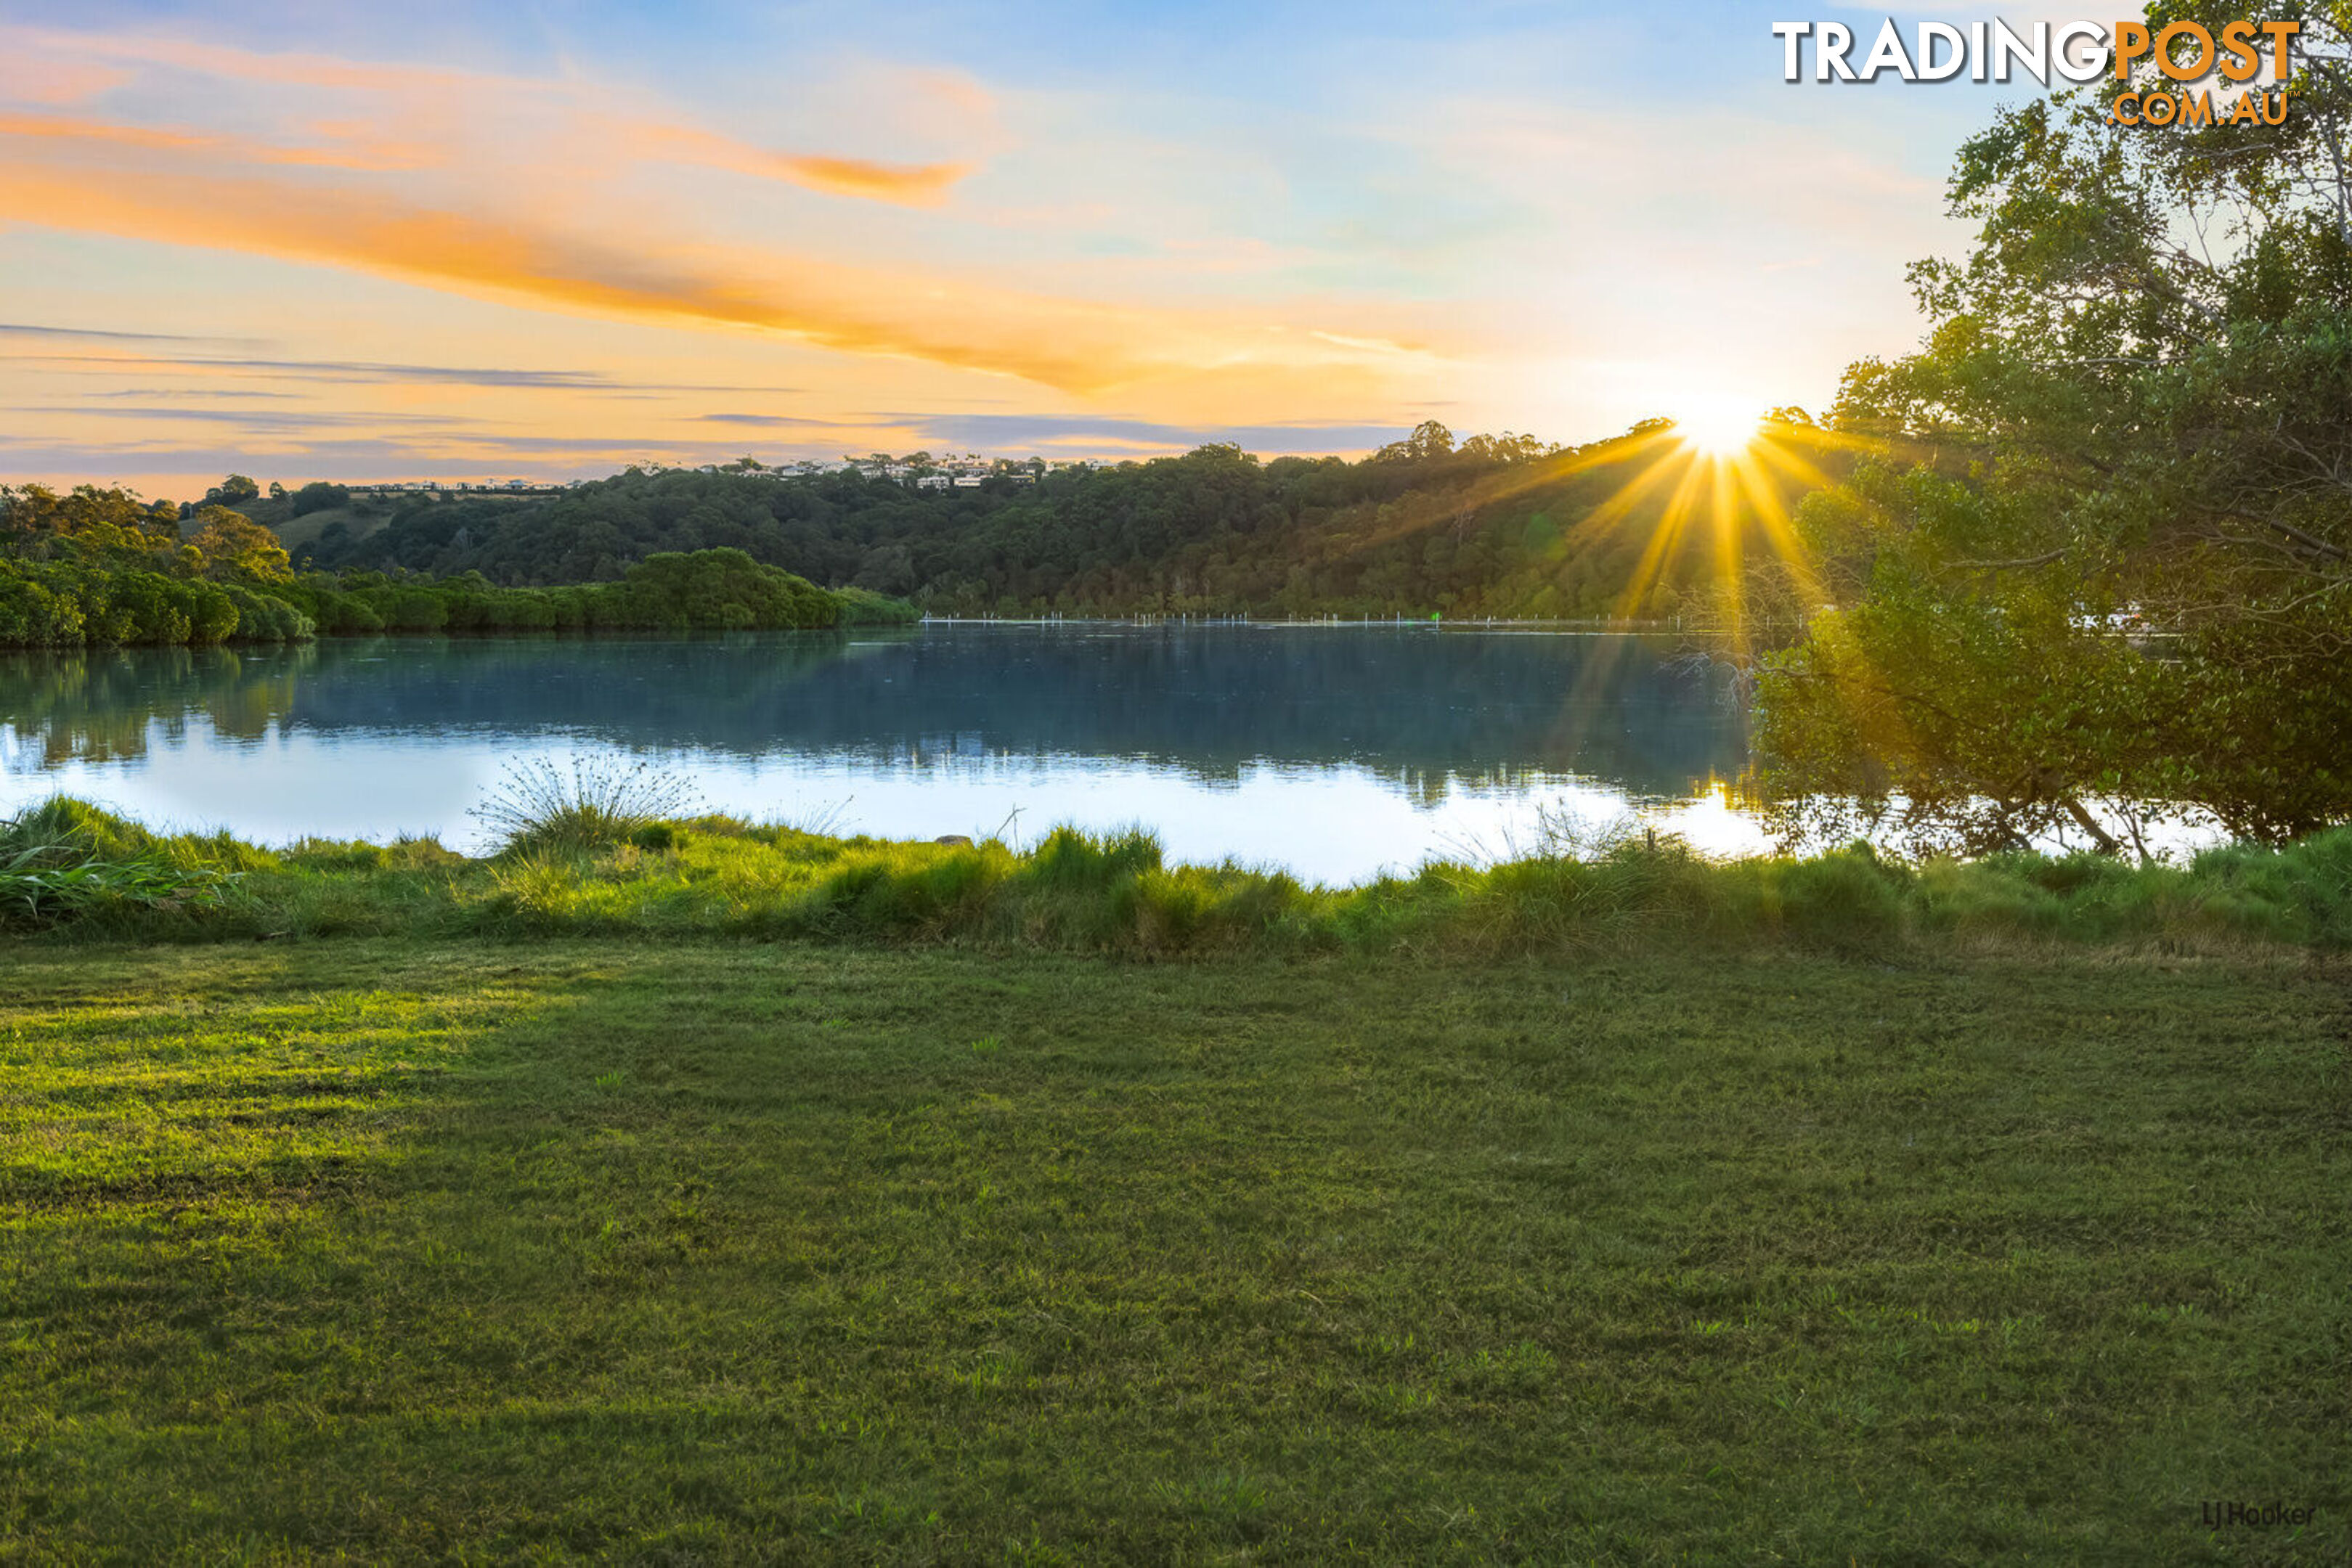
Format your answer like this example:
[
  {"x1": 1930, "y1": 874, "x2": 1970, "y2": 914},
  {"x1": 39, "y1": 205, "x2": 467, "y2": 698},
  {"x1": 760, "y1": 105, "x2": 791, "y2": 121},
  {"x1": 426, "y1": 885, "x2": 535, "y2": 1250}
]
[{"x1": 290, "y1": 420, "x2": 1860, "y2": 620}]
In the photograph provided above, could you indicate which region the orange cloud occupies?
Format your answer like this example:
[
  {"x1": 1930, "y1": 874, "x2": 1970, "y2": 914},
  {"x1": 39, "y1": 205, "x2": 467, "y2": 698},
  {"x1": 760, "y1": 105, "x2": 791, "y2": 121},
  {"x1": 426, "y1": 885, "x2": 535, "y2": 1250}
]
[
  {"x1": 0, "y1": 106, "x2": 967, "y2": 200},
  {"x1": 0, "y1": 148, "x2": 1439, "y2": 404},
  {"x1": 765, "y1": 155, "x2": 972, "y2": 205},
  {"x1": 1, "y1": 26, "x2": 503, "y2": 96},
  {"x1": 0, "y1": 25, "x2": 1450, "y2": 429},
  {"x1": 0, "y1": 52, "x2": 129, "y2": 106},
  {"x1": 0, "y1": 111, "x2": 433, "y2": 171},
  {"x1": 620, "y1": 122, "x2": 971, "y2": 205}
]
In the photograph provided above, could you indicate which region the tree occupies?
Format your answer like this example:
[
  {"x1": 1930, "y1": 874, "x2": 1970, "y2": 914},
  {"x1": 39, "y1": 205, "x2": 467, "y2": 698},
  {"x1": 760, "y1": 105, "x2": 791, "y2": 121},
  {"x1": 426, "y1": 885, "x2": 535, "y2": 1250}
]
[
  {"x1": 1374, "y1": 420, "x2": 1456, "y2": 464},
  {"x1": 208, "y1": 475, "x2": 261, "y2": 505},
  {"x1": 289, "y1": 481, "x2": 350, "y2": 517},
  {"x1": 1746, "y1": 2, "x2": 2352, "y2": 852},
  {"x1": 187, "y1": 507, "x2": 293, "y2": 583}
]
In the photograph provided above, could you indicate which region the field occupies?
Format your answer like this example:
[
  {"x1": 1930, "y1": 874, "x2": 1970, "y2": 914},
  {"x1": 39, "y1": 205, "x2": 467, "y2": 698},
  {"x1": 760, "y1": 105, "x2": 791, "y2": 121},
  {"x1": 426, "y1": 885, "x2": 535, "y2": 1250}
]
[{"x1": 3, "y1": 939, "x2": 2344, "y2": 1562}]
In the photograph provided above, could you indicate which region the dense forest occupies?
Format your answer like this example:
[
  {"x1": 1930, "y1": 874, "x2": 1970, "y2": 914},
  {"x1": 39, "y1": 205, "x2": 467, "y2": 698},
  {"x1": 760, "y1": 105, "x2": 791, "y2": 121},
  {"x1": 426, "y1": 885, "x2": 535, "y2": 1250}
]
[
  {"x1": 0, "y1": 485, "x2": 915, "y2": 648},
  {"x1": 1, "y1": 415, "x2": 1854, "y2": 647},
  {"x1": 261, "y1": 418, "x2": 1854, "y2": 621}
]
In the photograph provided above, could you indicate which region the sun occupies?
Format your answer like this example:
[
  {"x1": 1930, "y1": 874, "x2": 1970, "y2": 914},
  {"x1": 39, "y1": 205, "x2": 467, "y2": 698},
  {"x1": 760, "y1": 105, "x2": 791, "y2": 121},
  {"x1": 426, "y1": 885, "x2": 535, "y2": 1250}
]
[{"x1": 1672, "y1": 401, "x2": 1764, "y2": 459}]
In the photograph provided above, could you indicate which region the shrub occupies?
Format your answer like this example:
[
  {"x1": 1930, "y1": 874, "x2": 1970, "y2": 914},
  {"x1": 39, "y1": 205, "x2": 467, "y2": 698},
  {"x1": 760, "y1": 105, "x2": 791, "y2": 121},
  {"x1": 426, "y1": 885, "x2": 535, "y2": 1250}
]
[
  {"x1": 471, "y1": 756, "x2": 702, "y2": 855},
  {"x1": 219, "y1": 584, "x2": 317, "y2": 642}
]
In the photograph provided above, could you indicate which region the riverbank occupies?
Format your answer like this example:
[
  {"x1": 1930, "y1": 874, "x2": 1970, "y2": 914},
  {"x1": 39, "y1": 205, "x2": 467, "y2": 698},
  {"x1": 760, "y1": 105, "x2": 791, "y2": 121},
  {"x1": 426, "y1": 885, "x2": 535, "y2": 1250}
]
[
  {"x1": 5, "y1": 797, "x2": 2350, "y2": 953},
  {"x1": 4, "y1": 938, "x2": 2341, "y2": 1559}
]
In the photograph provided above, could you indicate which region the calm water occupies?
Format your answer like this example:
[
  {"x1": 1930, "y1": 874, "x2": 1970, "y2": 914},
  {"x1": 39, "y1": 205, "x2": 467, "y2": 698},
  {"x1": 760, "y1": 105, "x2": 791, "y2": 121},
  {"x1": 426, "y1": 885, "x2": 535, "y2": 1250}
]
[{"x1": 0, "y1": 625, "x2": 1765, "y2": 883}]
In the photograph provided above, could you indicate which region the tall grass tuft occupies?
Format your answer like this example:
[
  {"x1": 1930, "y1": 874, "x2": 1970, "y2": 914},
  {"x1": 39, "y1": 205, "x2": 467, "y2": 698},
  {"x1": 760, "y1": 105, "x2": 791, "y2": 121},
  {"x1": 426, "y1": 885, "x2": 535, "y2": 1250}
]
[
  {"x1": 471, "y1": 756, "x2": 701, "y2": 856},
  {"x1": 0, "y1": 799, "x2": 240, "y2": 926}
]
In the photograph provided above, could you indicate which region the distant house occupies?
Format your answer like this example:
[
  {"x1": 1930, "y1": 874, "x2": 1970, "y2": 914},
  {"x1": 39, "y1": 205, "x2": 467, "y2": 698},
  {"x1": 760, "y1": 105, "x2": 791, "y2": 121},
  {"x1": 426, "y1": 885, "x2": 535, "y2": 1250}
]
[
  {"x1": 951, "y1": 474, "x2": 985, "y2": 488},
  {"x1": 915, "y1": 474, "x2": 951, "y2": 490}
]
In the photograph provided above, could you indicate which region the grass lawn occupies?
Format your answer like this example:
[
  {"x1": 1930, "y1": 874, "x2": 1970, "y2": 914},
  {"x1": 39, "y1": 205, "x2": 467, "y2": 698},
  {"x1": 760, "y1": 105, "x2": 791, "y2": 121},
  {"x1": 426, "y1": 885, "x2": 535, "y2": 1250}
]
[{"x1": 1, "y1": 940, "x2": 2345, "y2": 1562}]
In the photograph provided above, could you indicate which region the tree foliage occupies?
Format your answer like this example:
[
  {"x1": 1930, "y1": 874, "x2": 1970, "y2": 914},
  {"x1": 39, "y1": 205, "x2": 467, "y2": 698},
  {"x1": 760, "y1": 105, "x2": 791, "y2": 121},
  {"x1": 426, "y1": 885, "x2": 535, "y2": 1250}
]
[
  {"x1": 0, "y1": 486, "x2": 909, "y2": 647},
  {"x1": 1750, "y1": 1, "x2": 2352, "y2": 850},
  {"x1": 288, "y1": 481, "x2": 350, "y2": 518},
  {"x1": 187, "y1": 507, "x2": 293, "y2": 584},
  {"x1": 293, "y1": 425, "x2": 1847, "y2": 622}
]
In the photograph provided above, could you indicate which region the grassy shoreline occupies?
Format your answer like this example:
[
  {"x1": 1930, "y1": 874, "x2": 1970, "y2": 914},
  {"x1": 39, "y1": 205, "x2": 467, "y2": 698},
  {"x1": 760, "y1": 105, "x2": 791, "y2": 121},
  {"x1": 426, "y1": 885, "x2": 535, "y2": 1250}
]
[
  {"x1": 4, "y1": 938, "x2": 2343, "y2": 1560},
  {"x1": 4, "y1": 796, "x2": 2350, "y2": 955}
]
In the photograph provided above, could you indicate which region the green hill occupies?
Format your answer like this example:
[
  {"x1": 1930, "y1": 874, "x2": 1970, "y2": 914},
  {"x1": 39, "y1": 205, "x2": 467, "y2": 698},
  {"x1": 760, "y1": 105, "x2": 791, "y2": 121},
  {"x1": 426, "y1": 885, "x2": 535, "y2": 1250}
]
[{"x1": 292, "y1": 420, "x2": 1860, "y2": 621}]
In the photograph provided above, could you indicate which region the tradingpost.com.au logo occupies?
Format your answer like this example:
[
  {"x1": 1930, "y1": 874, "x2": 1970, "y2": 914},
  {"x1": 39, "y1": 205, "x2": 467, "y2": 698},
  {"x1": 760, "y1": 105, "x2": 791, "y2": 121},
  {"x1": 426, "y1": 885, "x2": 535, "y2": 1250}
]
[{"x1": 1774, "y1": 17, "x2": 2300, "y2": 125}]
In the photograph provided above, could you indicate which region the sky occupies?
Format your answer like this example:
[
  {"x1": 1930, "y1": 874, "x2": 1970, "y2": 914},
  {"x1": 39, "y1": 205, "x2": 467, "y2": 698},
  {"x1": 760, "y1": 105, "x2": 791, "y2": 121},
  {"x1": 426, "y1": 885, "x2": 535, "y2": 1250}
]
[{"x1": 0, "y1": 1, "x2": 2078, "y2": 499}]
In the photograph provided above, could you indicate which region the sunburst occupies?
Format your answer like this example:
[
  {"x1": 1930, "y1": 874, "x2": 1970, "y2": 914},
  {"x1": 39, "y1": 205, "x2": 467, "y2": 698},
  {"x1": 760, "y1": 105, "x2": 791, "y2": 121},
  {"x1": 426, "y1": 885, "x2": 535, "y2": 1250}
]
[{"x1": 1673, "y1": 404, "x2": 1764, "y2": 460}]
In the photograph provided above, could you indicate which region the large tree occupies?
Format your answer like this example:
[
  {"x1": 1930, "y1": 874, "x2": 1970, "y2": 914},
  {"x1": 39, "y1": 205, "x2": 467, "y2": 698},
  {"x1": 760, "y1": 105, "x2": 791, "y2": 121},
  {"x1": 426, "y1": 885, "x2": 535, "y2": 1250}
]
[
  {"x1": 186, "y1": 507, "x2": 293, "y2": 584},
  {"x1": 1750, "y1": 1, "x2": 2352, "y2": 852}
]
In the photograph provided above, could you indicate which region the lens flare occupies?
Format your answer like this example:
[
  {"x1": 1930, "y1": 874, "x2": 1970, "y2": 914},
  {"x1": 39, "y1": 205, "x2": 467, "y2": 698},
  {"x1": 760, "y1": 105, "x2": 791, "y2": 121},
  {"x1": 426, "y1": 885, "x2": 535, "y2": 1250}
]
[{"x1": 1673, "y1": 404, "x2": 1763, "y2": 459}]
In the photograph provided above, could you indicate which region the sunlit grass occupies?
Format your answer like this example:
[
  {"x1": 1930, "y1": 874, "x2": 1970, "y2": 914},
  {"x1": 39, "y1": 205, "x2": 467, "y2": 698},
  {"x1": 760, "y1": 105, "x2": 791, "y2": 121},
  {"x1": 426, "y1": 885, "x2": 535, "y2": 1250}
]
[
  {"x1": 1, "y1": 939, "x2": 2342, "y2": 1557},
  {"x1": 5, "y1": 797, "x2": 2351, "y2": 955}
]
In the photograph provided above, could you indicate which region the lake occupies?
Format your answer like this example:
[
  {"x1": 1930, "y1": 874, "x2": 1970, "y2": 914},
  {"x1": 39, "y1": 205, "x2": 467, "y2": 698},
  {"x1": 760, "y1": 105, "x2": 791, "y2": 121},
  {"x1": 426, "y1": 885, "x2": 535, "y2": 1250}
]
[{"x1": 0, "y1": 624, "x2": 1767, "y2": 884}]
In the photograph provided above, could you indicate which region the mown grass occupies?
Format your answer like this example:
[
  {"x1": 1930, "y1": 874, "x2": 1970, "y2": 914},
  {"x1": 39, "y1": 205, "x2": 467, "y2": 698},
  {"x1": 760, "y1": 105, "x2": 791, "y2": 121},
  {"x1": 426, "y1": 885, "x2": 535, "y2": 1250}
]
[
  {"x1": 1, "y1": 940, "x2": 2344, "y2": 1561},
  {"x1": 6, "y1": 796, "x2": 2352, "y2": 955}
]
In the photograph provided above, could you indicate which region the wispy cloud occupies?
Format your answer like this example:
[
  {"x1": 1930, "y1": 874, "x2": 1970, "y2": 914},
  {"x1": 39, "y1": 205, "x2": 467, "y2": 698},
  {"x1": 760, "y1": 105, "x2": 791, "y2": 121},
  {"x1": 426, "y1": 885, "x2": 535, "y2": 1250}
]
[
  {"x1": 9, "y1": 404, "x2": 469, "y2": 431},
  {"x1": 0, "y1": 109, "x2": 431, "y2": 171},
  {"x1": 0, "y1": 25, "x2": 982, "y2": 206},
  {"x1": 6, "y1": 340, "x2": 801, "y2": 393},
  {"x1": 90, "y1": 387, "x2": 306, "y2": 399},
  {"x1": 0, "y1": 49, "x2": 126, "y2": 107},
  {"x1": 890, "y1": 413, "x2": 1405, "y2": 453},
  {"x1": 696, "y1": 413, "x2": 870, "y2": 428},
  {"x1": 0, "y1": 150, "x2": 1441, "y2": 398},
  {"x1": 0, "y1": 321, "x2": 225, "y2": 343},
  {"x1": 0, "y1": 431, "x2": 826, "y2": 484},
  {"x1": 0, "y1": 20, "x2": 1446, "y2": 405},
  {"x1": 620, "y1": 122, "x2": 972, "y2": 205}
]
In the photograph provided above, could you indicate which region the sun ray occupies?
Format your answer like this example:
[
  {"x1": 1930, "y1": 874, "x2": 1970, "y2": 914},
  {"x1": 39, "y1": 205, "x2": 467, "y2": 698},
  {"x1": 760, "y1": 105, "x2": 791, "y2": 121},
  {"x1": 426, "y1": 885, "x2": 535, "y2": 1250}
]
[
  {"x1": 1308, "y1": 425, "x2": 1689, "y2": 563},
  {"x1": 1608, "y1": 448, "x2": 1712, "y2": 624}
]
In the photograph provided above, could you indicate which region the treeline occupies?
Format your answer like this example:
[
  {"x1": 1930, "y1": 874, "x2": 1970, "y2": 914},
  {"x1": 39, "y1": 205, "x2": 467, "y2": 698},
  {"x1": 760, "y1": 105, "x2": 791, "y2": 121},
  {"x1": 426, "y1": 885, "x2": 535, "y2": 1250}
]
[
  {"x1": 0, "y1": 563, "x2": 314, "y2": 649},
  {"x1": 288, "y1": 419, "x2": 1852, "y2": 619},
  {"x1": 0, "y1": 485, "x2": 916, "y2": 648},
  {"x1": 269, "y1": 555, "x2": 913, "y2": 637}
]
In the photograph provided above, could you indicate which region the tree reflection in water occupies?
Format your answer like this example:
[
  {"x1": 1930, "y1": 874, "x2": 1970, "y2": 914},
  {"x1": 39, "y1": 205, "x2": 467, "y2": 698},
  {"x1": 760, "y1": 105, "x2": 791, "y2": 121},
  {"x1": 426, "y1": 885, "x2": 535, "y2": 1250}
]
[{"x1": 1, "y1": 626, "x2": 1744, "y2": 796}]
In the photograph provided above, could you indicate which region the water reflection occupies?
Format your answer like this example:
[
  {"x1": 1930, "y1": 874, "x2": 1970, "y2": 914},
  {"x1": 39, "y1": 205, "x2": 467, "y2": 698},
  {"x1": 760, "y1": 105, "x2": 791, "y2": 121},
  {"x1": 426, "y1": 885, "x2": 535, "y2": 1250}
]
[{"x1": 0, "y1": 626, "x2": 1757, "y2": 879}]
